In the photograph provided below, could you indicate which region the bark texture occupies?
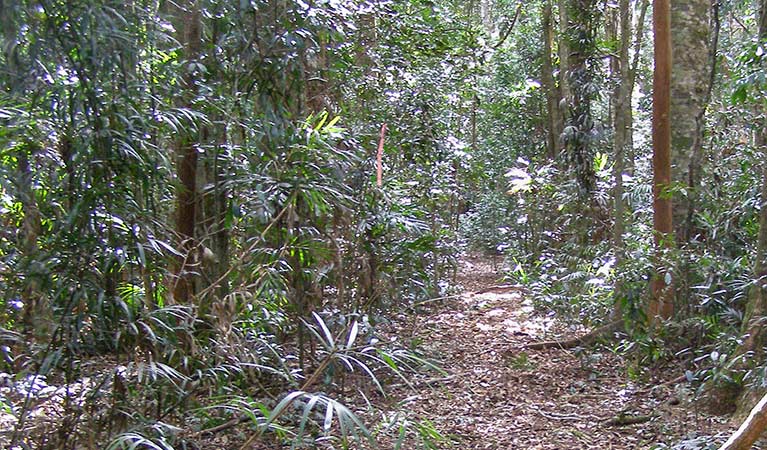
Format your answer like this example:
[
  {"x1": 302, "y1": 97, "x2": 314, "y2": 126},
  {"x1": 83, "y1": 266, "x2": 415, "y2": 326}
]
[
  {"x1": 609, "y1": 0, "x2": 633, "y2": 316},
  {"x1": 17, "y1": 150, "x2": 49, "y2": 337},
  {"x1": 542, "y1": 0, "x2": 564, "y2": 159},
  {"x1": 650, "y1": 0, "x2": 674, "y2": 320},
  {"x1": 173, "y1": 0, "x2": 203, "y2": 304},
  {"x1": 670, "y1": 0, "x2": 711, "y2": 244},
  {"x1": 558, "y1": 0, "x2": 571, "y2": 106},
  {"x1": 719, "y1": 391, "x2": 767, "y2": 450},
  {"x1": 733, "y1": 0, "x2": 767, "y2": 417}
]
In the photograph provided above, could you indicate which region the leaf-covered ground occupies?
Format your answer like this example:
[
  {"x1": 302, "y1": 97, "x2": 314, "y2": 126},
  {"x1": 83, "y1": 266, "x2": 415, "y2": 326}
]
[
  {"x1": 369, "y1": 255, "x2": 738, "y2": 449},
  {"x1": 0, "y1": 256, "x2": 746, "y2": 449}
]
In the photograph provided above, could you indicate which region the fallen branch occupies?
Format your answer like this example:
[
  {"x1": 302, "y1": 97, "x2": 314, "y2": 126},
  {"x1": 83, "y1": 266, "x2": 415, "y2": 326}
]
[
  {"x1": 376, "y1": 123, "x2": 386, "y2": 187},
  {"x1": 192, "y1": 415, "x2": 250, "y2": 437},
  {"x1": 525, "y1": 320, "x2": 623, "y2": 350},
  {"x1": 409, "y1": 294, "x2": 463, "y2": 307},
  {"x1": 532, "y1": 407, "x2": 599, "y2": 422}
]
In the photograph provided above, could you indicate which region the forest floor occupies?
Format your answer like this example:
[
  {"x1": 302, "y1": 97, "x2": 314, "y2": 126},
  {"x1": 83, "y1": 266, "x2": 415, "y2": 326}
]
[
  {"x1": 365, "y1": 254, "x2": 737, "y2": 449},
  {"x1": 1, "y1": 256, "x2": 746, "y2": 449}
]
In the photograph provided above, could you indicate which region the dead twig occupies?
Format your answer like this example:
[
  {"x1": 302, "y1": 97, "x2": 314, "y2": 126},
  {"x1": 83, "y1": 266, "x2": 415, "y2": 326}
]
[
  {"x1": 474, "y1": 284, "x2": 528, "y2": 295},
  {"x1": 529, "y1": 405, "x2": 600, "y2": 422},
  {"x1": 192, "y1": 415, "x2": 250, "y2": 437},
  {"x1": 525, "y1": 320, "x2": 623, "y2": 350},
  {"x1": 408, "y1": 294, "x2": 464, "y2": 308}
]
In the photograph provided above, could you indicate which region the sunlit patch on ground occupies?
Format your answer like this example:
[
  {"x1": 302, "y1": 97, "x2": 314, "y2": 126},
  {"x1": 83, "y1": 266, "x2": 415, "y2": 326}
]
[{"x1": 365, "y1": 256, "x2": 733, "y2": 449}]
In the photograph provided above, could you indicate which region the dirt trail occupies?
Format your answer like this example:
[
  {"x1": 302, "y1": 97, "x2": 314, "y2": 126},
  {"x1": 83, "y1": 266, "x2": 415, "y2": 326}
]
[{"x1": 379, "y1": 256, "x2": 731, "y2": 449}]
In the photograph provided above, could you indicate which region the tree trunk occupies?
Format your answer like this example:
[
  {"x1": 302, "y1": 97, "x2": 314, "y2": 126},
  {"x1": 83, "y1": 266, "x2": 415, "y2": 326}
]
[
  {"x1": 172, "y1": 0, "x2": 203, "y2": 304},
  {"x1": 670, "y1": 0, "x2": 711, "y2": 245},
  {"x1": 615, "y1": 0, "x2": 632, "y2": 199},
  {"x1": 732, "y1": 0, "x2": 767, "y2": 417},
  {"x1": 480, "y1": 0, "x2": 496, "y2": 36},
  {"x1": 199, "y1": 128, "x2": 231, "y2": 325},
  {"x1": 3, "y1": 9, "x2": 50, "y2": 337},
  {"x1": 556, "y1": 0, "x2": 572, "y2": 168},
  {"x1": 542, "y1": 0, "x2": 564, "y2": 160},
  {"x1": 719, "y1": 391, "x2": 767, "y2": 450},
  {"x1": 610, "y1": 0, "x2": 633, "y2": 316},
  {"x1": 0, "y1": 0, "x2": 23, "y2": 94},
  {"x1": 557, "y1": 0, "x2": 571, "y2": 111},
  {"x1": 649, "y1": 0, "x2": 674, "y2": 321}
]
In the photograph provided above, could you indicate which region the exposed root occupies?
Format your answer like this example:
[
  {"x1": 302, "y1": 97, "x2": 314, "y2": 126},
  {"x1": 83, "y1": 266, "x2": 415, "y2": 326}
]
[
  {"x1": 525, "y1": 320, "x2": 623, "y2": 350},
  {"x1": 719, "y1": 391, "x2": 767, "y2": 450}
]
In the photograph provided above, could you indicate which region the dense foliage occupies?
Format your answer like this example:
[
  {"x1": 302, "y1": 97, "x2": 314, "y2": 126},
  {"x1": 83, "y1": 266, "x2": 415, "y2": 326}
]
[{"x1": 1, "y1": 0, "x2": 767, "y2": 447}]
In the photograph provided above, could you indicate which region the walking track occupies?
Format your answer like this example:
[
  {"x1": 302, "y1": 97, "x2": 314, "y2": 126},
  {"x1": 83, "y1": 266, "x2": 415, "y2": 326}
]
[{"x1": 372, "y1": 256, "x2": 733, "y2": 449}]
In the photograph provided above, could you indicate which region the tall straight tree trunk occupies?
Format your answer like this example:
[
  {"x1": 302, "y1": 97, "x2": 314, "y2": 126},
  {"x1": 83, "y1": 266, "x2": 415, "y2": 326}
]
[
  {"x1": 614, "y1": 0, "x2": 632, "y2": 188},
  {"x1": 610, "y1": 0, "x2": 633, "y2": 315},
  {"x1": 198, "y1": 132, "x2": 233, "y2": 331},
  {"x1": 558, "y1": 0, "x2": 572, "y2": 109},
  {"x1": 542, "y1": 0, "x2": 564, "y2": 160},
  {"x1": 733, "y1": 0, "x2": 767, "y2": 417},
  {"x1": 0, "y1": 0, "x2": 23, "y2": 94},
  {"x1": 556, "y1": 0, "x2": 572, "y2": 169},
  {"x1": 480, "y1": 0, "x2": 496, "y2": 36},
  {"x1": 650, "y1": 0, "x2": 674, "y2": 321},
  {"x1": 670, "y1": 0, "x2": 711, "y2": 245},
  {"x1": 172, "y1": 0, "x2": 203, "y2": 304},
  {"x1": 195, "y1": 15, "x2": 232, "y2": 326},
  {"x1": 670, "y1": 0, "x2": 714, "y2": 315}
]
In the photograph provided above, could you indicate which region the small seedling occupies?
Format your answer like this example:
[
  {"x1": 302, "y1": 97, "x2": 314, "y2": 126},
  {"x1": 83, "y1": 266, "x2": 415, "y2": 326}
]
[{"x1": 506, "y1": 351, "x2": 534, "y2": 370}]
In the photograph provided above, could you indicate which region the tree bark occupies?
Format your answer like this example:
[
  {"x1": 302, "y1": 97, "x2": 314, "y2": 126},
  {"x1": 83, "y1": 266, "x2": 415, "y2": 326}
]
[
  {"x1": 719, "y1": 391, "x2": 767, "y2": 450},
  {"x1": 610, "y1": 0, "x2": 633, "y2": 316},
  {"x1": 732, "y1": 0, "x2": 767, "y2": 417},
  {"x1": 556, "y1": 0, "x2": 572, "y2": 168},
  {"x1": 558, "y1": 0, "x2": 571, "y2": 110},
  {"x1": 0, "y1": 0, "x2": 23, "y2": 93},
  {"x1": 480, "y1": 0, "x2": 496, "y2": 36},
  {"x1": 670, "y1": 0, "x2": 711, "y2": 245},
  {"x1": 649, "y1": 0, "x2": 674, "y2": 320},
  {"x1": 172, "y1": 0, "x2": 203, "y2": 304},
  {"x1": 542, "y1": 0, "x2": 564, "y2": 160}
]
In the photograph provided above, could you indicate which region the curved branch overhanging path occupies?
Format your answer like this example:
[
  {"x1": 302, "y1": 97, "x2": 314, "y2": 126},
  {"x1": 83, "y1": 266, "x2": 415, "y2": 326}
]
[{"x1": 376, "y1": 256, "x2": 733, "y2": 449}]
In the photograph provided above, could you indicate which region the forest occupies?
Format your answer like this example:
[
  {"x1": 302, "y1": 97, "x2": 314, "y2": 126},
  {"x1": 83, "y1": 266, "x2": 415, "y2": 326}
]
[{"x1": 1, "y1": 0, "x2": 767, "y2": 448}]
